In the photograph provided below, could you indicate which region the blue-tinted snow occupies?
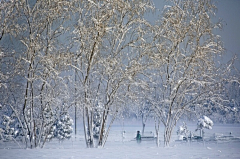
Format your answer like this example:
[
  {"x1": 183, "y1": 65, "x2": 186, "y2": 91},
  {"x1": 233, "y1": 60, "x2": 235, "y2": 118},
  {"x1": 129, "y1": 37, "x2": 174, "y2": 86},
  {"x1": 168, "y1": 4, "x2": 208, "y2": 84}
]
[{"x1": 0, "y1": 123, "x2": 240, "y2": 159}]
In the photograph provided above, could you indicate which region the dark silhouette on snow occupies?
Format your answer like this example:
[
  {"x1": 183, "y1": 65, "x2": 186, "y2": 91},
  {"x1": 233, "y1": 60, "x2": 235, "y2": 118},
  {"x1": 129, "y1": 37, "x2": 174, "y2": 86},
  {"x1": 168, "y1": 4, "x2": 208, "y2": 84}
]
[{"x1": 136, "y1": 131, "x2": 141, "y2": 143}]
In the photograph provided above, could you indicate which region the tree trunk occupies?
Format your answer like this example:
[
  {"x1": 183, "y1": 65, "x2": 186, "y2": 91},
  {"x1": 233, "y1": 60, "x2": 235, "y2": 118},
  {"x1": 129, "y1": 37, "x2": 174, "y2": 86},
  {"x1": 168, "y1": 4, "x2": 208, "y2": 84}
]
[
  {"x1": 98, "y1": 114, "x2": 106, "y2": 147},
  {"x1": 83, "y1": 108, "x2": 88, "y2": 147},
  {"x1": 155, "y1": 118, "x2": 160, "y2": 147},
  {"x1": 102, "y1": 110, "x2": 118, "y2": 147},
  {"x1": 142, "y1": 113, "x2": 145, "y2": 136},
  {"x1": 98, "y1": 107, "x2": 110, "y2": 147},
  {"x1": 86, "y1": 107, "x2": 94, "y2": 148},
  {"x1": 82, "y1": 106, "x2": 94, "y2": 148},
  {"x1": 164, "y1": 126, "x2": 174, "y2": 147}
]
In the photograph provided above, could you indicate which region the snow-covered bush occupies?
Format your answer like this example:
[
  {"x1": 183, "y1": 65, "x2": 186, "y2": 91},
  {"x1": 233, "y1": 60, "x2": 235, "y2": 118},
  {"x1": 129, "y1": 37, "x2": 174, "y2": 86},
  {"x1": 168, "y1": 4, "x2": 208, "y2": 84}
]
[
  {"x1": 45, "y1": 125, "x2": 56, "y2": 141},
  {"x1": 197, "y1": 116, "x2": 214, "y2": 130},
  {"x1": 54, "y1": 112, "x2": 73, "y2": 141},
  {"x1": 0, "y1": 115, "x2": 18, "y2": 140},
  {"x1": 176, "y1": 122, "x2": 190, "y2": 140},
  {"x1": 177, "y1": 122, "x2": 189, "y2": 136},
  {"x1": 196, "y1": 116, "x2": 213, "y2": 137},
  {"x1": 43, "y1": 107, "x2": 56, "y2": 141}
]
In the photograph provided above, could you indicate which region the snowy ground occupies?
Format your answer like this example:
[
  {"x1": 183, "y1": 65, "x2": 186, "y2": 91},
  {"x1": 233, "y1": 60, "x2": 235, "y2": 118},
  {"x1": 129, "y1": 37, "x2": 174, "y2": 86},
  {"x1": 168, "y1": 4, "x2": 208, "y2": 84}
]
[{"x1": 0, "y1": 123, "x2": 240, "y2": 159}]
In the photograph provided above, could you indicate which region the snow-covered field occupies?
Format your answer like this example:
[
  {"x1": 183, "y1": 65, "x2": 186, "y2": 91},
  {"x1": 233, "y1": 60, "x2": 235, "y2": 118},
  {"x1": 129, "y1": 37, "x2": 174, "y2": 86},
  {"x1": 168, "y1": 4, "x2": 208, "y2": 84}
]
[{"x1": 1, "y1": 123, "x2": 240, "y2": 159}]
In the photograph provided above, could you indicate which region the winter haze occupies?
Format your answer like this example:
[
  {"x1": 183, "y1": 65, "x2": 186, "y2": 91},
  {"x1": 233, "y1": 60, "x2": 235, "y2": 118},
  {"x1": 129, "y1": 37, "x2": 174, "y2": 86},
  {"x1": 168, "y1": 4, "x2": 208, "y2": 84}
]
[{"x1": 0, "y1": 0, "x2": 240, "y2": 158}]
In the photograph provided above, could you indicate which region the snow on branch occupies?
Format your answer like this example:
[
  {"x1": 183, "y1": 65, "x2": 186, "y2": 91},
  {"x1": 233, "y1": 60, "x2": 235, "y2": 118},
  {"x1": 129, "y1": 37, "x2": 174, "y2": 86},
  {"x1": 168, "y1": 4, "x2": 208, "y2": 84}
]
[{"x1": 197, "y1": 116, "x2": 213, "y2": 130}]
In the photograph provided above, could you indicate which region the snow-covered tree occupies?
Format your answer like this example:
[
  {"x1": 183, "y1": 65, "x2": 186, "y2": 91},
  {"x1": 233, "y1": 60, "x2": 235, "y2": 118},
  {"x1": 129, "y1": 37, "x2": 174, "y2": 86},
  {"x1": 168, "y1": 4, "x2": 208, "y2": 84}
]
[
  {"x1": 55, "y1": 112, "x2": 73, "y2": 141},
  {"x1": 1, "y1": 0, "x2": 237, "y2": 149},
  {"x1": 145, "y1": 0, "x2": 229, "y2": 146},
  {"x1": 140, "y1": 100, "x2": 153, "y2": 136},
  {"x1": 200, "y1": 59, "x2": 240, "y2": 124},
  {"x1": 0, "y1": 0, "x2": 73, "y2": 148},
  {"x1": 41, "y1": 107, "x2": 57, "y2": 143},
  {"x1": 196, "y1": 116, "x2": 213, "y2": 137},
  {"x1": 177, "y1": 122, "x2": 189, "y2": 139},
  {"x1": 1, "y1": 115, "x2": 16, "y2": 140},
  {"x1": 72, "y1": 0, "x2": 154, "y2": 148},
  {"x1": 218, "y1": 77, "x2": 240, "y2": 123}
]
